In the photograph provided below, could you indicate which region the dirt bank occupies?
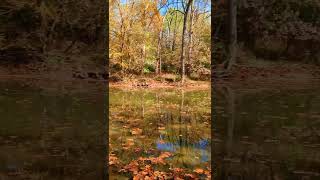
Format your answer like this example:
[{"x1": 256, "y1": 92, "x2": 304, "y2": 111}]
[
  {"x1": 0, "y1": 57, "x2": 106, "y2": 82},
  {"x1": 110, "y1": 76, "x2": 210, "y2": 91},
  {"x1": 213, "y1": 62, "x2": 320, "y2": 89},
  {"x1": 1, "y1": 58, "x2": 320, "y2": 91}
]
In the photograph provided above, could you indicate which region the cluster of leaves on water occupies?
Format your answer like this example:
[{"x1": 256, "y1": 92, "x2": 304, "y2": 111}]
[
  {"x1": 109, "y1": 88, "x2": 211, "y2": 179},
  {"x1": 109, "y1": 151, "x2": 211, "y2": 179}
]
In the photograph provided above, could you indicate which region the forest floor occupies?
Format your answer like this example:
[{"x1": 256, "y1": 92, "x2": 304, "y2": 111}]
[
  {"x1": 213, "y1": 59, "x2": 320, "y2": 89},
  {"x1": 0, "y1": 63, "x2": 210, "y2": 90},
  {"x1": 109, "y1": 73, "x2": 210, "y2": 90},
  {"x1": 111, "y1": 60, "x2": 320, "y2": 90},
  {"x1": 1, "y1": 57, "x2": 320, "y2": 90},
  {"x1": 0, "y1": 53, "x2": 106, "y2": 81}
]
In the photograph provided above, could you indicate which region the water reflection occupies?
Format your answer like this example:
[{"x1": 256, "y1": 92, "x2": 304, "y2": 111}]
[
  {"x1": 214, "y1": 85, "x2": 320, "y2": 180},
  {"x1": 109, "y1": 88, "x2": 211, "y2": 178},
  {"x1": 0, "y1": 80, "x2": 105, "y2": 179}
]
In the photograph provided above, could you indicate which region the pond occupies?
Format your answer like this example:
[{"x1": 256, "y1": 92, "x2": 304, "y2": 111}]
[
  {"x1": 213, "y1": 85, "x2": 320, "y2": 180},
  {"x1": 3, "y1": 79, "x2": 318, "y2": 179},
  {"x1": 0, "y1": 80, "x2": 106, "y2": 180},
  {"x1": 109, "y1": 88, "x2": 211, "y2": 179}
]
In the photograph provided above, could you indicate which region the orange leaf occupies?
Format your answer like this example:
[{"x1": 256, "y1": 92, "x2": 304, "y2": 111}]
[{"x1": 194, "y1": 168, "x2": 205, "y2": 174}]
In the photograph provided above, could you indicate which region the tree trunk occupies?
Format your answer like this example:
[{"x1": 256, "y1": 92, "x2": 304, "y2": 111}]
[
  {"x1": 187, "y1": 1, "x2": 194, "y2": 76},
  {"x1": 142, "y1": 43, "x2": 146, "y2": 75},
  {"x1": 180, "y1": 0, "x2": 194, "y2": 84},
  {"x1": 225, "y1": 0, "x2": 237, "y2": 71},
  {"x1": 167, "y1": 18, "x2": 172, "y2": 49},
  {"x1": 156, "y1": 30, "x2": 162, "y2": 74},
  {"x1": 172, "y1": 12, "x2": 178, "y2": 51}
]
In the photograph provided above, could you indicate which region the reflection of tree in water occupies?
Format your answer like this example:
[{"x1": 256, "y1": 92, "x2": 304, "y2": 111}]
[
  {"x1": 0, "y1": 90, "x2": 105, "y2": 179},
  {"x1": 109, "y1": 88, "x2": 211, "y2": 177},
  {"x1": 214, "y1": 85, "x2": 320, "y2": 180},
  {"x1": 156, "y1": 90, "x2": 210, "y2": 167}
]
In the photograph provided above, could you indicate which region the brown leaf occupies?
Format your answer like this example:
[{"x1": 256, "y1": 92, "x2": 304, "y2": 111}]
[
  {"x1": 126, "y1": 138, "x2": 135, "y2": 146},
  {"x1": 173, "y1": 168, "x2": 184, "y2": 173},
  {"x1": 159, "y1": 152, "x2": 172, "y2": 159},
  {"x1": 185, "y1": 173, "x2": 196, "y2": 178},
  {"x1": 109, "y1": 153, "x2": 119, "y2": 166},
  {"x1": 124, "y1": 161, "x2": 139, "y2": 173},
  {"x1": 131, "y1": 128, "x2": 143, "y2": 135},
  {"x1": 194, "y1": 168, "x2": 205, "y2": 174}
]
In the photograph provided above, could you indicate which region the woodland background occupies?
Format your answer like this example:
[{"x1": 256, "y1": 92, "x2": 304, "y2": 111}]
[
  {"x1": 213, "y1": 0, "x2": 320, "y2": 66},
  {"x1": 0, "y1": 0, "x2": 106, "y2": 78},
  {"x1": 0, "y1": 0, "x2": 320, "y2": 79},
  {"x1": 109, "y1": 0, "x2": 211, "y2": 82}
]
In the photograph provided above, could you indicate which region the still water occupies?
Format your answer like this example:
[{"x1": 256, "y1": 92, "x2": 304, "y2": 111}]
[
  {"x1": 0, "y1": 80, "x2": 106, "y2": 180},
  {"x1": 109, "y1": 88, "x2": 211, "y2": 179},
  {"x1": 2, "y1": 79, "x2": 319, "y2": 180},
  {"x1": 214, "y1": 86, "x2": 320, "y2": 180}
]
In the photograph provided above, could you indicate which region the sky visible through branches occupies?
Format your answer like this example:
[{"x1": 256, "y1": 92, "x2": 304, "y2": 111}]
[{"x1": 120, "y1": 0, "x2": 211, "y2": 17}]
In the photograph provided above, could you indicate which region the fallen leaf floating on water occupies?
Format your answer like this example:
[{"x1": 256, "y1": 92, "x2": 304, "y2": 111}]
[
  {"x1": 174, "y1": 177, "x2": 184, "y2": 180},
  {"x1": 136, "y1": 151, "x2": 173, "y2": 165},
  {"x1": 185, "y1": 173, "x2": 196, "y2": 179},
  {"x1": 172, "y1": 168, "x2": 184, "y2": 173},
  {"x1": 134, "y1": 147, "x2": 142, "y2": 153},
  {"x1": 131, "y1": 128, "x2": 143, "y2": 135},
  {"x1": 204, "y1": 169, "x2": 211, "y2": 176},
  {"x1": 122, "y1": 139, "x2": 135, "y2": 150},
  {"x1": 122, "y1": 138, "x2": 135, "y2": 148},
  {"x1": 109, "y1": 153, "x2": 119, "y2": 166},
  {"x1": 159, "y1": 152, "x2": 173, "y2": 159},
  {"x1": 113, "y1": 151, "x2": 211, "y2": 179},
  {"x1": 194, "y1": 168, "x2": 204, "y2": 174},
  {"x1": 122, "y1": 161, "x2": 139, "y2": 174}
]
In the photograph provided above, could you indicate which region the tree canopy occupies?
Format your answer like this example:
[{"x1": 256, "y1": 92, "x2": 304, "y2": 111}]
[{"x1": 109, "y1": 0, "x2": 211, "y2": 81}]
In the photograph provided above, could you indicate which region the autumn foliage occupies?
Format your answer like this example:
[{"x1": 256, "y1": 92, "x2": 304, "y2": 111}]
[{"x1": 109, "y1": 0, "x2": 211, "y2": 80}]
